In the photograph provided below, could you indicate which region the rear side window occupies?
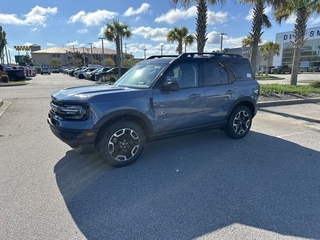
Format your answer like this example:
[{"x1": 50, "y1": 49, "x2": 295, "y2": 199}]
[
  {"x1": 203, "y1": 62, "x2": 229, "y2": 86},
  {"x1": 228, "y1": 62, "x2": 253, "y2": 81}
]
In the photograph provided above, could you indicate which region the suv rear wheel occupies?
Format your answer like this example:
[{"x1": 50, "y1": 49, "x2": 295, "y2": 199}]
[
  {"x1": 97, "y1": 121, "x2": 145, "y2": 167},
  {"x1": 225, "y1": 106, "x2": 252, "y2": 139}
]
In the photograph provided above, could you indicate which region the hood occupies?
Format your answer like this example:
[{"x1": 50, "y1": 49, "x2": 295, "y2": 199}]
[{"x1": 52, "y1": 84, "x2": 148, "y2": 103}]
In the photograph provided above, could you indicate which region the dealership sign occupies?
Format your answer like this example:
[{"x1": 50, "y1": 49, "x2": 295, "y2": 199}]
[{"x1": 281, "y1": 28, "x2": 320, "y2": 41}]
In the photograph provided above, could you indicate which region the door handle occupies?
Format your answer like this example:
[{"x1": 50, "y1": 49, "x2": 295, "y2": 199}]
[
  {"x1": 226, "y1": 90, "x2": 235, "y2": 94},
  {"x1": 189, "y1": 94, "x2": 201, "y2": 98}
]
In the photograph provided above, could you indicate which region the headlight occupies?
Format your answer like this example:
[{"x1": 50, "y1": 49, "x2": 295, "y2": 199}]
[{"x1": 51, "y1": 102, "x2": 87, "y2": 120}]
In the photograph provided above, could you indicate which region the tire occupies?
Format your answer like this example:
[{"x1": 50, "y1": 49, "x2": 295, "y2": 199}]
[
  {"x1": 79, "y1": 74, "x2": 84, "y2": 79},
  {"x1": 97, "y1": 121, "x2": 145, "y2": 167},
  {"x1": 224, "y1": 106, "x2": 252, "y2": 139}
]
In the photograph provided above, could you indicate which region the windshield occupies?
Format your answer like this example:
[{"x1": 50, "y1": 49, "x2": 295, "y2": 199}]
[{"x1": 113, "y1": 64, "x2": 166, "y2": 88}]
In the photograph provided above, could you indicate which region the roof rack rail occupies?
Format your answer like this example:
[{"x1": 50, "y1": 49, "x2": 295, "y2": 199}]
[
  {"x1": 147, "y1": 55, "x2": 179, "y2": 59},
  {"x1": 178, "y1": 52, "x2": 243, "y2": 58}
]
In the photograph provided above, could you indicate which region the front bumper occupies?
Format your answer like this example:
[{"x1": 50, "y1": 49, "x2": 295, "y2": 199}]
[{"x1": 47, "y1": 115, "x2": 98, "y2": 154}]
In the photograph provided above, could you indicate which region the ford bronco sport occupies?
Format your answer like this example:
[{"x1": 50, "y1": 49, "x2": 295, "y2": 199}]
[{"x1": 48, "y1": 53, "x2": 260, "y2": 167}]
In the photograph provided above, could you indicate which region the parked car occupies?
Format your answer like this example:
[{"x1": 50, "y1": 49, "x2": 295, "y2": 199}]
[
  {"x1": 0, "y1": 65, "x2": 26, "y2": 81},
  {"x1": 259, "y1": 66, "x2": 274, "y2": 74},
  {"x1": 41, "y1": 67, "x2": 51, "y2": 75},
  {"x1": 271, "y1": 65, "x2": 291, "y2": 74},
  {"x1": 84, "y1": 68, "x2": 102, "y2": 80},
  {"x1": 75, "y1": 67, "x2": 97, "y2": 79},
  {"x1": 92, "y1": 67, "x2": 112, "y2": 81},
  {"x1": 48, "y1": 52, "x2": 260, "y2": 167},
  {"x1": 95, "y1": 67, "x2": 130, "y2": 81},
  {"x1": 52, "y1": 67, "x2": 60, "y2": 73}
]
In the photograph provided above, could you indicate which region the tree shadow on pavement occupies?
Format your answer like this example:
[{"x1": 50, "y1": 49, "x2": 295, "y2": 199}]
[{"x1": 54, "y1": 130, "x2": 320, "y2": 240}]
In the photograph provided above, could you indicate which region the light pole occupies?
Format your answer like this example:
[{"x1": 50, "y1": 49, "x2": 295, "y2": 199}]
[
  {"x1": 219, "y1": 33, "x2": 227, "y2": 52},
  {"x1": 160, "y1": 44, "x2": 164, "y2": 55},
  {"x1": 82, "y1": 47, "x2": 86, "y2": 66},
  {"x1": 88, "y1": 43, "x2": 93, "y2": 65},
  {"x1": 98, "y1": 37, "x2": 105, "y2": 66},
  {"x1": 143, "y1": 48, "x2": 147, "y2": 59}
]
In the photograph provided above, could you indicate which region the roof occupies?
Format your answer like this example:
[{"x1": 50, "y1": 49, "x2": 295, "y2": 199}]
[{"x1": 32, "y1": 46, "x2": 117, "y2": 55}]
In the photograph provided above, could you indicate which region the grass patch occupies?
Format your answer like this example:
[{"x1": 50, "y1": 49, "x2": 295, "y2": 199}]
[
  {"x1": 260, "y1": 83, "x2": 320, "y2": 95},
  {"x1": 255, "y1": 75, "x2": 282, "y2": 80},
  {"x1": 0, "y1": 81, "x2": 28, "y2": 86}
]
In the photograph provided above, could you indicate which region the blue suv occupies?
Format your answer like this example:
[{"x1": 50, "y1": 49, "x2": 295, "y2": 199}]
[{"x1": 48, "y1": 53, "x2": 260, "y2": 167}]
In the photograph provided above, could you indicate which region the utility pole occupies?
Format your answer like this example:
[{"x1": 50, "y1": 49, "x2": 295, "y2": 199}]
[
  {"x1": 143, "y1": 48, "x2": 147, "y2": 59},
  {"x1": 82, "y1": 47, "x2": 86, "y2": 66},
  {"x1": 4, "y1": 44, "x2": 9, "y2": 66},
  {"x1": 219, "y1": 33, "x2": 227, "y2": 52},
  {"x1": 98, "y1": 37, "x2": 105, "y2": 66},
  {"x1": 8, "y1": 49, "x2": 11, "y2": 65},
  {"x1": 160, "y1": 44, "x2": 164, "y2": 55},
  {"x1": 88, "y1": 43, "x2": 93, "y2": 65}
]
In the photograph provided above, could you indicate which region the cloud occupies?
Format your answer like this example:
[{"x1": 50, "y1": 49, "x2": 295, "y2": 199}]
[
  {"x1": 155, "y1": 6, "x2": 196, "y2": 24},
  {"x1": 132, "y1": 26, "x2": 169, "y2": 41},
  {"x1": 46, "y1": 42, "x2": 55, "y2": 46},
  {"x1": 77, "y1": 29, "x2": 88, "y2": 34},
  {"x1": 123, "y1": 3, "x2": 151, "y2": 16},
  {"x1": 155, "y1": 6, "x2": 227, "y2": 25},
  {"x1": 31, "y1": 27, "x2": 38, "y2": 32},
  {"x1": 0, "y1": 5, "x2": 57, "y2": 27},
  {"x1": 68, "y1": 9, "x2": 118, "y2": 26},
  {"x1": 310, "y1": 16, "x2": 320, "y2": 25},
  {"x1": 66, "y1": 41, "x2": 79, "y2": 47}
]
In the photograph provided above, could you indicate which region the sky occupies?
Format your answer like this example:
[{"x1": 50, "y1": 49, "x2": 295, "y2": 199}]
[{"x1": 1, "y1": 0, "x2": 320, "y2": 60}]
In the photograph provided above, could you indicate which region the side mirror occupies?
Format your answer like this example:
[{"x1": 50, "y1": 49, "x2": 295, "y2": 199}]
[{"x1": 161, "y1": 81, "x2": 180, "y2": 91}]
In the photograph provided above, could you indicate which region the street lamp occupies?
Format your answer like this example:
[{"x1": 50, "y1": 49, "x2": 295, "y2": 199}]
[
  {"x1": 218, "y1": 33, "x2": 227, "y2": 52},
  {"x1": 88, "y1": 43, "x2": 93, "y2": 65},
  {"x1": 98, "y1": 37, "x2": 105, "y2": 66},
  {"x1": 82, "y1": 47, "x2": 86, "y2": 66},
  {"x1": 160, "y1": 44, "x2": 164, "y2": 55},
  {"x1": 143, "y1": 48, "x2": 147, "y2": 59}
]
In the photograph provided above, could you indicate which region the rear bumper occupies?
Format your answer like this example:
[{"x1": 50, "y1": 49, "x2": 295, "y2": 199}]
[{"x1": 47, "y1": 116, "x2": 98, "y2": 154}]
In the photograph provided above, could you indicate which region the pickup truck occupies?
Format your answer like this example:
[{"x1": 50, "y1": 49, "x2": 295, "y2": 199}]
[{"x1": 0, "y1": 65, "x2": 26, "y2": 81}]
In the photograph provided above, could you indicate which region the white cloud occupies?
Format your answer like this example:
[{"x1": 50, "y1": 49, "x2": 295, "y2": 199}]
[
  {"x1": 123, "y1": 3, "x2": 151, "y2": 16},
  {"x1": 66, "y1": 41, "x2": 79, "y2": 47},
  {"x1": 310, "y1": 16, "x2": 320, "y2": 25},
  {"x1": 155, "y1": 6, "x2": 227, "y2": 25},
  {"x1": 285, "y1": 14, "x2": 296, "y2": 24},
  {"x1": 46, "y1": 42, "x2": 55, "y2": 46},
  {"x1": 132, "y1": 26, "x2": 169, "y2": 42},
  {"x1": 31, "y1": 27, "x2": 38, "y2": 32},
  {"x1": 0, "y1": 5, "x2": 57, "y2": 27},
  {"x1": 77, "y1": 29, "x2": 88, "y2": 34},
  {"x1": 24, "y1": 42, "x2": 34, "y2": 46},
  {"x1": 68, "y1": 9, "x2": 118, "y2": 26},
  {"x1": 155, "y1": 6, "x2": 196, "y2": 24},
  {"x1": 208, "y1": 11, "x2": 228, "y2": 24}
]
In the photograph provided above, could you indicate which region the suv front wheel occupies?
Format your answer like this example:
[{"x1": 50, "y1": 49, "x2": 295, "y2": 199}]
[
  {"x1": 97, "y1": 121, "x2": 145, "y2": 167},
  {"x1": 225, "y1": 106, "x2": 252, "y2": 139}
]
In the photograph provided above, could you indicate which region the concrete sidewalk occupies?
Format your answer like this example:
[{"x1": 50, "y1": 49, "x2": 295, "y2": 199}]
[{"x1": 0, "y1": 99, "x2": 3, "y2": 108}]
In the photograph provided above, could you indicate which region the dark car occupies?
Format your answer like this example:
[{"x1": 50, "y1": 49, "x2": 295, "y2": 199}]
[
  {"x1": 271, "y1": 65, "x2": 291, "y2": 74},
  {"x1": 0, "y1": 65, "x2": 26, "y2": 81},
  {"x1": 94, "y1": 67, "x2": 122, "y2": 81},
  {"x1": 48, "y1": 52, "x2": 260, "y2": 167},
  {"x1": 259, "y1": 66, "x2": 274, "y2": 74},
  {"x1": 95, "y1": 67, "x2": 130, "y2": 81}
]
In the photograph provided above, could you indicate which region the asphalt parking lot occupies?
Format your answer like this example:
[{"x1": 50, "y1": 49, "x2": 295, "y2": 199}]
[{"x1": 0, "y1": 73, "x2": 320, "y2": 240}]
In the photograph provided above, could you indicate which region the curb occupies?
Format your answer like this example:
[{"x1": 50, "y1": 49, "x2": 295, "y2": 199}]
[
  {"x1": 258, "y1": 98, "x2": 320, "y2": 107},
  {"x1": 0, "y1": 99, "x2": 3, "y2": 108}
]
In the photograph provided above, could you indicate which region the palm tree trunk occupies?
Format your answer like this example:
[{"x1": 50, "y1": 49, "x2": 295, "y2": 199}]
[
  {"x1": 290, "y1": 7, "x2": 308, "y2": 85},
  {"x1": 250, "y1": 1, "x2": 264, "y2": 76},
  {"x1": 196, "y1": 0, "x2": 207, "y2": 52},
  {"x1": 115, "y1": 36, "x2": 121, "y2": 79}
]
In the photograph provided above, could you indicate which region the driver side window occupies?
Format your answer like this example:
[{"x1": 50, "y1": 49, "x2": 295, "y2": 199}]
[{"x1": 165, "y1": 63, "x2": 198, "y2": 88}]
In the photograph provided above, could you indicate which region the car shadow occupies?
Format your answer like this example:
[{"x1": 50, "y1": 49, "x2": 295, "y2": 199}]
[{"x1": 54, "y1": 130, "x2": 320, "y2": 239}]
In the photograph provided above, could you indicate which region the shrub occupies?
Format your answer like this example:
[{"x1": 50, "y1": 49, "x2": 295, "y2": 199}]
[
  {"x1": 310, "y1": 80, "x2": 320, "y2": 88},
  {"x1": 1, "y1": 74, "x2": 9, "y2": 83}
]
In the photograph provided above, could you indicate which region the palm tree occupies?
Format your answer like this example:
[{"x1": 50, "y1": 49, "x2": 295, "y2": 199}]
[
  {"x1": 170, "y1": 0, "x2": 226, "y2": 52},
  {"x1": 0, "y1": 26, "x2": 7, "y2": 65},
  {"x1": 104, "y1": 20, "x2": 131, "y2": 78},
  {"x1": 167, "y1": 27, "x2": 189, "y2": 54},
  {"x1": 242, "y1": 35, "x2": 254, "y2": 48},
  {"x1": 259, "y1": 41, "x2": 280, "y2": 75},
  {"x1": 184, "y1": 34, "x2": 196, "y2": 52},
  {"x1": 235, "y1": 0, "x2": 282, "y2": 75},
  {"x1": 274, "y1": 0, "x2": 320, "y2": 85}
]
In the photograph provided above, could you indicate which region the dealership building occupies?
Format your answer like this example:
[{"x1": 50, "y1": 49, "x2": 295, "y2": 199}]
[{"x1": 274, "y1": 26, "x2": 320, "y2": 71}]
